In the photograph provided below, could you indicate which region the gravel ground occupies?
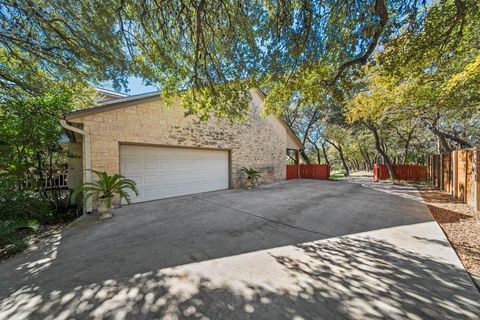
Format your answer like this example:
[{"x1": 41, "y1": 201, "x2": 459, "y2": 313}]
[{"x1": 417, "y1": 186, "x2": 480, "y2": 276}]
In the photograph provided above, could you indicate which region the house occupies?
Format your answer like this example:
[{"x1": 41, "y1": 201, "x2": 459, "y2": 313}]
[{"x1": 61, "y1": 89, "x2": 303, "y2": 212}]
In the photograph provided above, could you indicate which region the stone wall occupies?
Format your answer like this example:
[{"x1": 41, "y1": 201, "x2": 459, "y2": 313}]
[{"x1": 69, "y1": 91, "x2": 295, "y2": 203}]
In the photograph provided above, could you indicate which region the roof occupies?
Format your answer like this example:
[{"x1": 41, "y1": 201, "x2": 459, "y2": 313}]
[
  {"x1": 62, "y1": 89, "x2": 304, "y2": 149},
  {"x1": 96, "y1": 88, "x2": 129, "y2": 98},
  {"x1": 63, "y1": 91, "x2": 161, "y2": 120}
]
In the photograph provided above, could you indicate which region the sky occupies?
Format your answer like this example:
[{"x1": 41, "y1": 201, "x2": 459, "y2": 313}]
[{"x1": 99, "y1": 76, "x2": 158, "y2": 96}]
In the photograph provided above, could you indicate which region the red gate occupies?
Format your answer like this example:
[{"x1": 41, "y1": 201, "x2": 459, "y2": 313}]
[
  {"x1": 373, "y1": 164, "x2": 427, "y2": 181},
  {"x1": 286, "y1": 164, "x2": 330, "y2": 180}
]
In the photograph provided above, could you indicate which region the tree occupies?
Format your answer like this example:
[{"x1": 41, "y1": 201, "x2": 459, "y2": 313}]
[
  {"x1": 377, "y1": 0, "x2": 480, "y2": 150},
  {"x1": 321, "y1": 125, "x2": 351, "y2": 176},
  {"x1": 0, "y1": 1, "x2": 132, "y2": 98},
  {"x1": 5, "y1": 0, "x2": 475, "y2": 119},
  {"x1": 0, "y1": 88, "x2": 94, "y2": 187}
]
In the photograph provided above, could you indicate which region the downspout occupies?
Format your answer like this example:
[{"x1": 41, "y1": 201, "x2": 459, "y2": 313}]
[{"x1": 60, "y1": 119, "x2": 92, "y2": 214}]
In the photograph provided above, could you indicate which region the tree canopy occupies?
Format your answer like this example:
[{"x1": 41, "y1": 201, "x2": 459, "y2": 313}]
[
  {"x1": 4, "y1": 0, "x2": 476, "y2": 117},
  {"x1": 0, "y1": 0, "x2": 479, "y2": 178}
]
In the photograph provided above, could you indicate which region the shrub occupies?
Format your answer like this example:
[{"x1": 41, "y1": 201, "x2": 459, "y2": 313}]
[
  {"x1": 0, "y1": 219, "x2": 40, "y2": 259},
  {"x1": 0, "y1": 177, "x2": 51, "y2": 221}
]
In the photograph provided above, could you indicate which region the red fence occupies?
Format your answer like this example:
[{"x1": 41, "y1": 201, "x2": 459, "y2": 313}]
[
  {"x1": 286, "y1": 165, "x2": 299, "y2": 179},
  {"x1": 373, "y1": 164, "x2": 428, "y2": 181},
  {"x1": 286, "y1": 164, "x2": 330, "y2": 180}
]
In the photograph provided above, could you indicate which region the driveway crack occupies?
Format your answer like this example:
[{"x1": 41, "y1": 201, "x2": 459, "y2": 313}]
[{"x1": 190, "y1": 195, "x2": 334, "y2": 238}]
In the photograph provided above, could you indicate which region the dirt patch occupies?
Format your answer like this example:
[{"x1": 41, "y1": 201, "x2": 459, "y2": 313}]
[{"x1": 417, "y1": 186, "x2": 480, "y2": 276}]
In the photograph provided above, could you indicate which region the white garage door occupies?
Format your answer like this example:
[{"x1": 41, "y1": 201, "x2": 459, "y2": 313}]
[{"x1": 120, "y1": 145, "x2": 229, "y2": 203}]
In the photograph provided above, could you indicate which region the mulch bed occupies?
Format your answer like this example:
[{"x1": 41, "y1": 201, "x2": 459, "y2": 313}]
[{"x1": 417, "y1": 185, "x2": 480, "y2": 277}]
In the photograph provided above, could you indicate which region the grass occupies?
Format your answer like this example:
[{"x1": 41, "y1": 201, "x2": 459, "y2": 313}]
[
  {"x1": 329, "y1": 171, "x2": 347, "y2": 181},
  {"x1": 329, "y1": 170, "x2": 374, "y2": 181}
]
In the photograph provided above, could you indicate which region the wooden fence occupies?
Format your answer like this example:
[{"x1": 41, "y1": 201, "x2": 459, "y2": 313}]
[
  {"x1": 373, "y1": 164, "x2": 428, "y2": 182},
  {"x1": 428, "y1": 147, "x2": 479, "y2": 211},
  {"x1": 286, "y1": 164, "x2": 330, "y2": 180}
]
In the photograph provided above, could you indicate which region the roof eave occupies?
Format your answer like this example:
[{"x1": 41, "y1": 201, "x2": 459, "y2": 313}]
[
  {"x1": 253, "y1": 89, "x2": 304, "y2": 150},
  {"x1": 63, "y1": 91, "x2": 161, "y2": 120}
]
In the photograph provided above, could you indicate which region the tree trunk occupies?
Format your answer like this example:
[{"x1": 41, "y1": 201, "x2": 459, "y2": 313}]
[
  {"x1": 403, "y1": 142, "x2": 410, "y2": 164},
  {"x1": 324, "y1": 139, "x2": 349, "y2": 176},
  {"x1": 441, "y1": 130, "x2": 471, "y2": 149},
  {"x1": 307, "y1": 137, "x2": 322, "y2": 164},
  {"x1": 431, "y1": 127, "x2": 452, "y2": 153},
  {"x1": 367, "y1": 123, "x2": 396, "y2": 180},
  {"x1": 312, "y1": 142, "x2": 321, "y2": 164},
  {"x1": 316, "y1": 146, "x2": 321, "y2": 164},
  {"x1": 354, "y1": 158, "x2": 360, "y2": 171},
  {"x1": 337, "y1": 146, "x2": 350, "y2": 177},
  {"x1": 401, "y1": 127, "x2": 415, "y2": 164},
  {"x1": 300, "y1": 110, "x2": 321, "y2": 164},
  {"x1": 321, "y1": 142, "x2": 330, "y2": 165},
  {"x1": 300, "y1": 150, "x2": 311, "y2": 164},
  {"x1": 360, "y1": 148, "x2": 373, "y2": 170},
  {"x1": 395, "y1": 125, "x2": 416, "y2": 164}
]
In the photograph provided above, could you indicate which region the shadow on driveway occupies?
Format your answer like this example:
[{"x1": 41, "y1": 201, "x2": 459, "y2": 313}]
[{"x1": 0, "y1": 179, "x2": 479, "y2": 319}]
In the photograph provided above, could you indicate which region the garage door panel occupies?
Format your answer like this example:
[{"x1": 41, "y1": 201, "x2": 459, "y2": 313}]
[
  {"x1": 142, "y1": 148, "x2": 161, "y2": 157},
  {"x1": 126, "y1": 175, "x2": 142, "y2": 183},
  {"x1": 120, "y1": 145, "x2": 229, "y2": 204},
  {"x1": 123, "y1": 160, "x2": 142, "y2": 172},
  {"x1": 122, "y1": 146, "x2": 143, "y2": 156},
  {"x1": 141, "y1": 188, "x2": 158, "y2": 199},
  {"x1": 142, "y1": 175, "x2": 158, "y2": 185},
  {"x1": 142, "y1": 160, "x2": 160, "y2": 170}
]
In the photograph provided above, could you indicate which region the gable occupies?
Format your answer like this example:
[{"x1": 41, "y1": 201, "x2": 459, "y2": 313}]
[{"x1": 62, "y1": 90, "x2": 303, "y2": 150}]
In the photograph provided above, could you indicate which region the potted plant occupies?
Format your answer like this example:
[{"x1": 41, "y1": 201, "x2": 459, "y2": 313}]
[
  {"x1": 240, "y1": 167, "x2": 261, "y2": 189},
  {"x1": 72, "y1": 170, "x2": 139, "y2": 220}
]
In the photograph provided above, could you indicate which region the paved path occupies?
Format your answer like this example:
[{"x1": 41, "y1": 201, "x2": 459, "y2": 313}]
[{"x1": 1, "y1": 179, "x2": 479, "y2": 319}]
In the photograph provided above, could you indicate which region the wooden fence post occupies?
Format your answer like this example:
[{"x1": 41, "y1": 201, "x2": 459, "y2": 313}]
[
  {"x1": 427, "y1": 156, "x2": 432, "y2": 181},
  {"x1": 452, "y1": 150, "x2": 458, "y2": 199},
  {"x1": 439, "y1": 154, "x2": 444, "y2": 191},
  {"x1": 449, "y1": 152, "x2": 453, "y2": 194},
  {"x1": 435, "y1": 155, "x2": 440, "y2": 188},
  {"x1": 432, "y1": 155, "x2": 436, "y2": 186}
]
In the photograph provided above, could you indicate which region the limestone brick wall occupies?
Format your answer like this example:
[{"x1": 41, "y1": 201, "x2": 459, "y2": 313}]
[{"x1": 70, "y1": 91, "x2": 292, "y2": 193}]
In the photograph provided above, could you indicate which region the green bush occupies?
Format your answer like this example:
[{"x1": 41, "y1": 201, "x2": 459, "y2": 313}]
[
  {"x1": 0, "y1": 177, "x2": 51, "y2": 221},
  {"x1": 0, "y1": 177, "x2": 47, "y2": 258}
]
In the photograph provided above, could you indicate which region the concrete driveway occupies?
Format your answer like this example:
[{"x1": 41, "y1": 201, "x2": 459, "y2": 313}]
[{"x1": 1, "y1": 179, "x2": 479, "y2": 319}]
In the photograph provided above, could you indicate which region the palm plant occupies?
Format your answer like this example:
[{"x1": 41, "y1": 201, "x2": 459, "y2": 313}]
[
  {"x1": 240, "y1": 167, "x2": 261, "y2": 189},
  {"x1": 71, "y1": 170, "x2": 138, "y2": 218}
]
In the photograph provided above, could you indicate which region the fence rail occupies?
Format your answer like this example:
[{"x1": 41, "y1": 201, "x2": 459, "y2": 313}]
[
  {"x1": 286, "y1": 164, "x2": 330, "y2": 180},
  {"x1": 24, "y1": 172, "x2": 68, "y2": 190},
  {"x1": 428, "y1": 147, "x2": 479, "y2": 211},
  {"x1": 373, "y1": 164, "x2": 428, "y2": 181}
]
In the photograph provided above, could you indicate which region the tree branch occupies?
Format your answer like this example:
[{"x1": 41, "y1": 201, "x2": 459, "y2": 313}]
[{"x1": 326, "y1": 0, "x2": 388, "y2": 86}]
